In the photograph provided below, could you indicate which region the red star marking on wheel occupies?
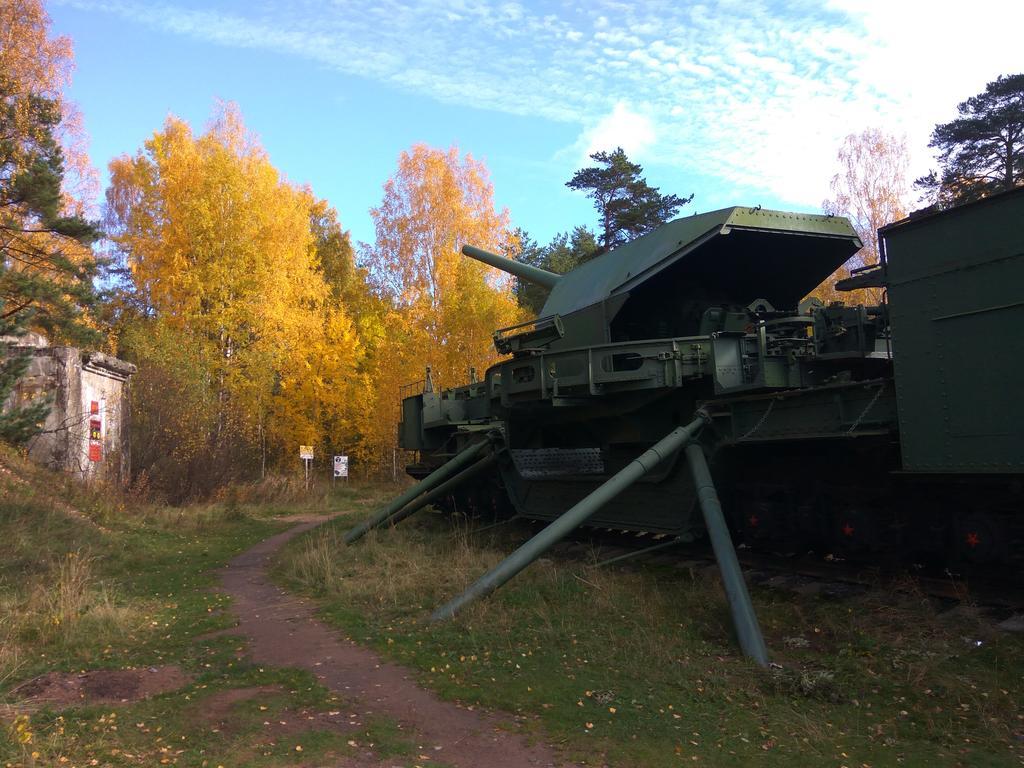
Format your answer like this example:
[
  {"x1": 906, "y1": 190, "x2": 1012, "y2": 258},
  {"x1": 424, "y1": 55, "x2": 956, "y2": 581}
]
[
  {"x1": 842, "y1": 523, "x2": 855, "y2": 537},
  {"x1": 965, "y1": 532, "x2": 980, "y2": 548}
]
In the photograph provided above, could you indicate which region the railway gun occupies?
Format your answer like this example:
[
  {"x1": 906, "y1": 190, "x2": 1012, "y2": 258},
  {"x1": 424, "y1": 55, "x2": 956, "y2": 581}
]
[{"x1": 347, "y1": 187, "x2": 1024, "y2": 665}]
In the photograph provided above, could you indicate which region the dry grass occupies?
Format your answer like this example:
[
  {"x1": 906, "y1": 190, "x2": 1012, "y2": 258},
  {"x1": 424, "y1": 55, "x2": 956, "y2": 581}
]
[
  {"x1": 276, "y1": 511, "x2": 1024, "y2": 767},
  {"x1": 0, "y1": 552, "x2": 145, "y2": 687},
  {"x1": 32, "y1": 553, "x2": 140, "y2": 647},
  {"x1": 0, "y1": 443, "x2": 275, "y2": 694},
  {"x1": 0, "y1": 441, "x2": 395, "y2": 700},
  {"x1": 214, "y1": 475, "x2": 404, "y2": 513},
  {"x1": 280, "y1": 514, "x2": 721, "y2": 670},
  {"x1": 0, "y1": 612, "x2": 21, "y2": 690},
  {"x1": 284, "y1": 519, "x2": 505, "y2": 605}
]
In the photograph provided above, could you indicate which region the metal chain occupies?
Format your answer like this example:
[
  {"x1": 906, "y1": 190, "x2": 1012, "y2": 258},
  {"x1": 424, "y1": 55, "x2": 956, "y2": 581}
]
[
  {"x1": 737, "y1": 398, "x2": 776, "y2": 442},
  {"x1": 847, "y1": 384, "x2": 885, "y2": 434}
]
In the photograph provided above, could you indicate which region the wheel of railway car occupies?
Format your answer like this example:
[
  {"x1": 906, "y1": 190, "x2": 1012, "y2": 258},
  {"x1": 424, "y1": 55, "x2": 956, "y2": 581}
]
[
  {"x1": 456, "y1": 489, "x2": 478, "y2": 517},
  {"x1": 434, "y1": 494, "x2": 457, "y2": 515},
  {"x1": 904, "y1": 509, "x2": 948, "y2": 566},
  {"x1": 953, "y1": 512, "x2": 1005, "y2": 566},
  {"x1": 475, "y1": 484, "x2": 505, "y2": 522},
  {"x1": 460, "y1": 483, "x2": 497, "y2": 520},
  {"x1": 830, "y1": 504, "x2": 878, "y2": 558},
  {"x1": 793, "y1": 501, "x2": 828, "y2": 553},
  {"x1": 741, "y1": 500, "x2": 775, "y2": 544}
]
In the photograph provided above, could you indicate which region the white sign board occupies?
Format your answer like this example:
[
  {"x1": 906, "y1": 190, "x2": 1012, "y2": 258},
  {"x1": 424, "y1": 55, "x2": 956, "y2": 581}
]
[
  {"x1": 299, "y1": 445, "x2": 314, "y2": 460},
  {"x1": 334, "y1": 455, "x2": 349, "y2": 478}
]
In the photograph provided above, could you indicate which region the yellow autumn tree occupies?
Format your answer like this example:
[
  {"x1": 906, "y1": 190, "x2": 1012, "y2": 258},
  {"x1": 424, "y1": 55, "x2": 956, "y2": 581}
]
[
  {"x1": 815, "y1": 129, "x2": 910, "y2": 305},
  {"x1": 359, "y1": 144, "x2": 525, "y2": 468},
  {"x1": 106, "y1": 104, "x2": 368, "y2": 495},
  {"x1": 0, "y1": 0, "x2": 97, "y2": 210}
]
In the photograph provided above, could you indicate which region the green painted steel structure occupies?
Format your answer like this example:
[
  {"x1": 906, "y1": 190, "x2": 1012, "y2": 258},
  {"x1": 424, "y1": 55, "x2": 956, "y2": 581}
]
[
  {"x1": 431, "y1": 414, "x2": 707, "y2": 611},
  {"x1": 685, "y1": 442, "x2": 768, "y2": 666},
  {"x1": 462, "y1": 245, "x2": 561, "y2": 290},
  {"x1": 346, "y1": 188, "x2": 1024, "y2": 664},
  {"x1": 881, "y1": 187, "x2": 1024, "y2": 473},
  {"x1": 344, "y1": 440, "x2": 490, "y2": 544},
  {"x1": 429, "y1": 413, "x2": 770, "y2": 667},
  {"x1": 536, "y1": 206, "x2": 861, "y2": 319},
  {"x1": 384, "y1": 453, "x2": 497, "y2": 530}
]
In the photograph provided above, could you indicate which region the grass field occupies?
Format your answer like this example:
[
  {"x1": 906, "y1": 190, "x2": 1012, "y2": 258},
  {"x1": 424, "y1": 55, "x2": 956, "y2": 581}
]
[
  {"x1": 5, "y1": 447, "x2": 1021, "y2": 768},
  {"x1": 276, "y1": 505, "x2": 1024, "y2": 768},
  {"x1": 0, "y1": 447, "x2": 415, "y2": 767}
]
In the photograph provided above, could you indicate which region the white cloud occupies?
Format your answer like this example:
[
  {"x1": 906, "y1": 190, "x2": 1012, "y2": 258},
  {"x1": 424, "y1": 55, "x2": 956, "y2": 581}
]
[
  {"x1": 580, "y1": 101, "x2": 656, "y2": 160},
  {"x1": 56, "y1": 0, "x2": 1024, "y2": 212}
]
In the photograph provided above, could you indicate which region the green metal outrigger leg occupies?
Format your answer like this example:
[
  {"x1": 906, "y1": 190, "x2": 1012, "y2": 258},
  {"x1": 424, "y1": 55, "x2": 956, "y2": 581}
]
[
  {"x1": 684, "y1": 442, "x2": 768, "y2": 666},
  {"x1": 430, "y1": 411, "x2": 769, "y2": 667},
  {"x1": 384, "y1": 452, "x2": 498, "y2": 530},
  {"x1": 344, "y1": 440, "x2": 490, "y2": 544}
]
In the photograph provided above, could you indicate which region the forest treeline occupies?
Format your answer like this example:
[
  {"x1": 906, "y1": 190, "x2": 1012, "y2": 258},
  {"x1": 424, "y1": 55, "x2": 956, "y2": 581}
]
[
  {"x1": 106, "y1": 119, "x2": 695, "y2": 498},
  {"x1": 2, "y1": 1, "x2": 1022, "y2": 500}
]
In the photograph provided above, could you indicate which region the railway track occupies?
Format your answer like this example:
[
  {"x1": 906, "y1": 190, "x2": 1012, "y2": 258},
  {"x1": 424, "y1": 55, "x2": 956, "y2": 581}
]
[{"x1": 463, "y1": 517, "x2": 1024, "y2": 625}]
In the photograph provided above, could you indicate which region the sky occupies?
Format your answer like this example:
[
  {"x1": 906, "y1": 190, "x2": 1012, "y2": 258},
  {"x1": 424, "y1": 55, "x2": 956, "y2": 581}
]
[{"x1": 50, "y1": 0, "x2": 1024, "y2": 249}]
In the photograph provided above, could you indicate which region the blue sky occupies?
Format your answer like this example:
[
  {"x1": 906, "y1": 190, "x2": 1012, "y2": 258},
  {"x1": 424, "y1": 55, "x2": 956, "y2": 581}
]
[{"x1": 50, "y1": 0, "x2": 1024, "y2": 248}]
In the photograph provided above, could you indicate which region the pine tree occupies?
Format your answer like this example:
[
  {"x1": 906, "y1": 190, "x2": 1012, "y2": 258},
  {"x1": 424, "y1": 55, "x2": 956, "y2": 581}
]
[
  {"x1": 0, "y1": 86, "x2": 100, "y2": 343},
  {"x1": 0, "y1": 6, "x2": 101, "y2": 442},
  {"x1": 915, "y1": 73, "x2": 1024, "y2": 206},
  {"x1": 0, "y1": 314, "x2": 49, "y2": 444},
  {"x1": 513, "y1": 226, "x2": 599, "y2": 314},
  {"x1": 566, "y1": 148, "x2": 692, "y2": 251}
]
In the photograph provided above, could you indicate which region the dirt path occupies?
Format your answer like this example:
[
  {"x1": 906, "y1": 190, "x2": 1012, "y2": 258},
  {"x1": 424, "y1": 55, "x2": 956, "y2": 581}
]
[{"x1": 219, "y1": 517, "x2": 582, "y2": 768}]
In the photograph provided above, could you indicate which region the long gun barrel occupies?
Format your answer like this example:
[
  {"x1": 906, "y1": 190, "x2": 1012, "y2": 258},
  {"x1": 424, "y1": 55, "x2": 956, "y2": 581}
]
[{"x1": 462, "y1": 245, "x2": 561, "y2": 291}]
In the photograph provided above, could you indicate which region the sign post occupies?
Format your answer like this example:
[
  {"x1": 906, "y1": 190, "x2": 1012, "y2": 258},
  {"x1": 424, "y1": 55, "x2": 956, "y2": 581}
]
[
  {"x1": 299, "y1": 445, "x2": 314, "y2": 490},
  {"x1": 333, "y1": 454, "x2": 348, "y2": 485}
]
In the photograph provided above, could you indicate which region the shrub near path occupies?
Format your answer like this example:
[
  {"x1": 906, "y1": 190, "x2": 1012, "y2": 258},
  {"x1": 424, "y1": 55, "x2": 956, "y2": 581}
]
[
  {"x1": 276, "y1": 506, "x2": 1024, "y2": 768},
  {"x1": 0, "y1": 447, "x2": 416, "y2": 767}
]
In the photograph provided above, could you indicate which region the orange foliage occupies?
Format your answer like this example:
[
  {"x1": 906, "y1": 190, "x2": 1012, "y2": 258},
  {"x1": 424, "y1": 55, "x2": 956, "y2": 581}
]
[
  {"x1": 107, "y1": 105, "x2": 370, "y2": 476},
  {"x1": 107, "y1": 123, "x2": 528, "y2": 479},
  {"x1": 815, "y1": 129, "x2": 909, "y2": 307},
  {"x1": 0, "y1": 0, "x2": 98, "y2": 213},
  {"x1": 358, "y1": 144, "x2": 527, "y2": 466}
]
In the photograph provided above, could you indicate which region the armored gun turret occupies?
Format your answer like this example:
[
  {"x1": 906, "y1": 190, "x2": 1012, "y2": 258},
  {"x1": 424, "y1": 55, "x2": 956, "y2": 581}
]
[
  {"x1": 399, "y1": 207, "x2": 887, "y2": 535},
  {"x1": 471, "y1": 206, "x2": 862, "y2": 352}
]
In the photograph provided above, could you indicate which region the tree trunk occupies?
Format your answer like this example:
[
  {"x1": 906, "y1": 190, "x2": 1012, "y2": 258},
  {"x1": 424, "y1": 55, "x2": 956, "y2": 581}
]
[{"x1": 1007, "y1": 138, "x2": 1016, "y2": 190}]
